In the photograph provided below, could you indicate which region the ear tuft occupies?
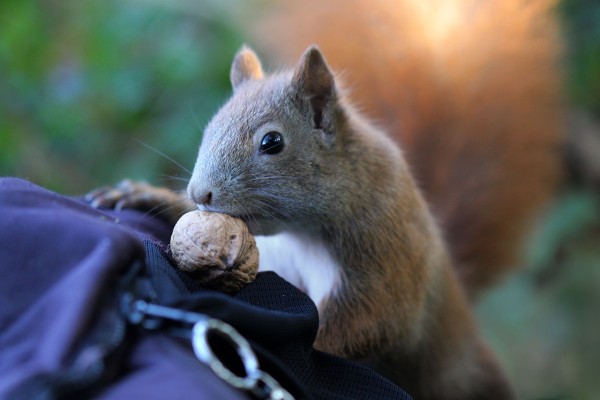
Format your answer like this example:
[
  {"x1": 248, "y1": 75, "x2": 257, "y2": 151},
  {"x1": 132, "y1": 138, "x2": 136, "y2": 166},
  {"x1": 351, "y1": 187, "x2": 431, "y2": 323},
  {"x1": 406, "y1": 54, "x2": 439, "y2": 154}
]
[
  {"x1": 230, "y1": 45, "x2": 264, "y2": 90},
  {"x1": 292, "y1": 46, "x2": 336, "y2": 129}
]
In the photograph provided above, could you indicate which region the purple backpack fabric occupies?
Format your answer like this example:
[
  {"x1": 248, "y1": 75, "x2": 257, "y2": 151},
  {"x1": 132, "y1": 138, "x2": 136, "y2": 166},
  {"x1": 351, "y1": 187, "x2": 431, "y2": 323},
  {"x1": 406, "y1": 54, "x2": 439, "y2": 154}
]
[{"x1": 0, "y1": 177, "x2": 411, "y2": 399}]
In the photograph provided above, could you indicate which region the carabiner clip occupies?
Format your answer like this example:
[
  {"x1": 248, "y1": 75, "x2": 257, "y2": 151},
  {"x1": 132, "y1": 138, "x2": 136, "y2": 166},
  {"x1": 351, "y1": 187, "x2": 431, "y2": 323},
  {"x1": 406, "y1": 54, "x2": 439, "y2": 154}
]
[
  {"x1": 191, "y1": 318, "x2": 295, "y2": 400},
  {"x1": 192, "y1": 317, "x2": 259, "y2": 390},
  {"x1": 125, "y1": 297, "x2": 294, "y2": 399}
]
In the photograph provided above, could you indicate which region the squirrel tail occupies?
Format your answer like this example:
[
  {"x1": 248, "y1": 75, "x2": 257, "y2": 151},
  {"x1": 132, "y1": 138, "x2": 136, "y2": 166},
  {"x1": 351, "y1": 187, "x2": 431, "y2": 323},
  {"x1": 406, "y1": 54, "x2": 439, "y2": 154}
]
[{"x1": 249, "y1": 0, "x2": 564, "y2": 299}]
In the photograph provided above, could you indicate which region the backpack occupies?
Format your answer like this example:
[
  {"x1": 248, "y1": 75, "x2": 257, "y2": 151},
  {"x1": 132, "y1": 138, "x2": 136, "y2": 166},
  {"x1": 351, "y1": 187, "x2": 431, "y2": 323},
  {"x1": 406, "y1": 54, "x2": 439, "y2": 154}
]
[{"x1": 0, "y1": 177, "x2": 411, "y2": 399}]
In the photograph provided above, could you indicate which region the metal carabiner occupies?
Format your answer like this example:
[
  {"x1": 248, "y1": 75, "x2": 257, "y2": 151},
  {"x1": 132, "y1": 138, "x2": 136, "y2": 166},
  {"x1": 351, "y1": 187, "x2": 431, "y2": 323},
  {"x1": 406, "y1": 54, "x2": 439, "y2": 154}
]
[
  {"x1": 191, "y1": 318, "x2": 294, "y2": 399},
  {"x1": 191, "y1": 317, "x2": 260, "y2": 391},
  {"x1": 125, "y1": 297, "x2": 294, "y2": 399}
]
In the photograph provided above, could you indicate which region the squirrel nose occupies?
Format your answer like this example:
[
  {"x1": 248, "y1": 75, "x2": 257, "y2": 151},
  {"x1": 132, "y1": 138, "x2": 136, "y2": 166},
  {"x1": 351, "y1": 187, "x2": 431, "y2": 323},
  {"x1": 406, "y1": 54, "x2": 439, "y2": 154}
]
[
  {"x1": 192, "y1": 190, "x2": 212, "y2": 206},
  {"x1": 188, "y1": 184, "x2": 214, "y2": 206},
  {"x1": 200, "y1": 191, "x2": 213, "y2": 205}
]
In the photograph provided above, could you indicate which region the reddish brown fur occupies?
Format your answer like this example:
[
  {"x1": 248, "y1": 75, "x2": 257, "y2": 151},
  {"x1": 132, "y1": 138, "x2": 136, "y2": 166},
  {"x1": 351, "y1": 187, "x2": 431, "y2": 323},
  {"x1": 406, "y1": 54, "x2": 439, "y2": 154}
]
[{"x1": 250, "y1": 0, "x2": 564, "y2": 298}]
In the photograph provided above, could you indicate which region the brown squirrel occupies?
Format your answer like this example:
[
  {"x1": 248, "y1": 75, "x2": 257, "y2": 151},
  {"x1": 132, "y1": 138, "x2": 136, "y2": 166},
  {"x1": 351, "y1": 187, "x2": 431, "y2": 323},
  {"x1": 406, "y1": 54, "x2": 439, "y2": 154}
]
[{"x1": 88, "y1": 0, "x2": 564, "y2": 398}]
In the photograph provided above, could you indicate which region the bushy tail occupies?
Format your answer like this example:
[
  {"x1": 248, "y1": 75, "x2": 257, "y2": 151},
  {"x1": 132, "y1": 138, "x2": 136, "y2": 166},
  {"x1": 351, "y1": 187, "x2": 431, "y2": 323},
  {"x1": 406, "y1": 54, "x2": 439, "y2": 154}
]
[{"x1": 248, "y1": 0, "x2": 564, "y2": 299}]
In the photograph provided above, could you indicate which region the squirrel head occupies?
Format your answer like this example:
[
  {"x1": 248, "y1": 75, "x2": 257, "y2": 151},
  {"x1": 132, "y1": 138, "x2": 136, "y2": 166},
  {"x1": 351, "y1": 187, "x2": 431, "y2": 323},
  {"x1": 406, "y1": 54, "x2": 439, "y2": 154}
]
[{"x1": 188, "y1": 45, "x2": 350, "y2": 235}]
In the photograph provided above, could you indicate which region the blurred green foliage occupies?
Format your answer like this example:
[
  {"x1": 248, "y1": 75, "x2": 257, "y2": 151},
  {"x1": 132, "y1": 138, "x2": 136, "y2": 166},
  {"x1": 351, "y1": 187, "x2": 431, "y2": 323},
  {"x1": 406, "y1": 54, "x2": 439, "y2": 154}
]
[
  {"x1": 0, "y1": 0, "x2": 244, "y2": 193},
  {"x1": 479, "y1": 190, "x2": 600, "y2": 399},
  {"x1": 476, "y1": 2, "x2": 600, "y2": 399},
  {"x1": 560, "y1": 0, "x2": 600, "y2": 114},
  {"x1": 1, "y1": 0, "x2": 599, "y2": 399}
]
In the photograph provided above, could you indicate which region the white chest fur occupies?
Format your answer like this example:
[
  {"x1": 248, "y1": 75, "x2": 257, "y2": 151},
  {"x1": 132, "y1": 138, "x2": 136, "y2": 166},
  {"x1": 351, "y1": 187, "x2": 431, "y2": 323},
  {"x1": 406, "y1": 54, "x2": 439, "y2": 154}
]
[{"x1": 255, "y1": 232, "x2": 341, "y2": 308}]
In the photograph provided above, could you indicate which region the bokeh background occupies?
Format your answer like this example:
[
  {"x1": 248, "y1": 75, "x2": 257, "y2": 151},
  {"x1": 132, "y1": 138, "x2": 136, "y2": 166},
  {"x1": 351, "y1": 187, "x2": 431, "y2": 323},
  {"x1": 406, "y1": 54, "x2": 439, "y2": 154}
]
[{"x1": 1, "y1": 0, "x2": 599, "y2": 398}]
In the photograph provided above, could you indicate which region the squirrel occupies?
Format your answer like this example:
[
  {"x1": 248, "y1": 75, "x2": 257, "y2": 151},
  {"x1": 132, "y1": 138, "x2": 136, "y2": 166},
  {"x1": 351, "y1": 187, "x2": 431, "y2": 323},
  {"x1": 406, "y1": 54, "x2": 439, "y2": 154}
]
[{"x1": 88, "y1": 0, "x2": 564, "y2": 398}]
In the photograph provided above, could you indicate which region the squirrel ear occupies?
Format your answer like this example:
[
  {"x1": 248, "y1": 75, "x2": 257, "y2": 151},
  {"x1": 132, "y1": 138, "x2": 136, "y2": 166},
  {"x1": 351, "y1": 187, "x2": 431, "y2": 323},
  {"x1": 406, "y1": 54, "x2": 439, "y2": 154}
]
[
  {"x1": 292, "y1": 45, "x2": 336, "y2": 129},
  {"x1": 230, "y1": 45, "x2": 264, "y2": 90}
]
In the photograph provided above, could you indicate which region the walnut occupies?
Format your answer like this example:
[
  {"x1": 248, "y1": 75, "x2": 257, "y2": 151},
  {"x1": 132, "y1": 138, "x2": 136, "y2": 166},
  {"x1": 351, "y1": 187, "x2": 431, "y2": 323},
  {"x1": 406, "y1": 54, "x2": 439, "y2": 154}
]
[{"x1": 170, "y1": 211, "x2": 259, "y2": 293}]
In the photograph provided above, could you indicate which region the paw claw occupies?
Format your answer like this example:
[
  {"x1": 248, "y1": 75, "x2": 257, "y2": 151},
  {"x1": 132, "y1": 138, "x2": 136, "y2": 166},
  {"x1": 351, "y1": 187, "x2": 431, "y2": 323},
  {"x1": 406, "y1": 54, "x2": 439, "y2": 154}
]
[
  {"x1": 85, "y1": 186, "x2": 110, "y2": 203},
  {"x1": 85, "y1": 180, "x2": 194, "y2": 224}
]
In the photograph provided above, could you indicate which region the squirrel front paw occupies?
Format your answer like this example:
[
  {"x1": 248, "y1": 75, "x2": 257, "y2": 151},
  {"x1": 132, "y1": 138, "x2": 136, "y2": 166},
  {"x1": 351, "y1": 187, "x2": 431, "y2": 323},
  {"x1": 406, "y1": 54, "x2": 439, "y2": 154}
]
[
  {"x1": 86, "y1": 179, "x2": 162, "y2": 210},
  {"x1": 85, "y1": 179, "x2": 195, "y2": 224}
]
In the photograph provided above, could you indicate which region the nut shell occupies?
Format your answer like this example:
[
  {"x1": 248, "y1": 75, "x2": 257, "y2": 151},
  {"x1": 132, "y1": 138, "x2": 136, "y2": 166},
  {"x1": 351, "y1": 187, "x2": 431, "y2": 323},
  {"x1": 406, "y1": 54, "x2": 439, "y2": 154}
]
[{"x1": 170, "y1": 210, "x2": 258, "y2": 293}]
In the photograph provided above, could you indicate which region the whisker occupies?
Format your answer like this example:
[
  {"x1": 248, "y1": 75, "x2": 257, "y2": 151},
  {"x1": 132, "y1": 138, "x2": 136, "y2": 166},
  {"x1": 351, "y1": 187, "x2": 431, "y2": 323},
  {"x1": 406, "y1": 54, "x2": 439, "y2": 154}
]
[
  {"x1": 135, "y1": 139, "x2": 192, "y2": 176},
  {"x1": 158, "y1": 174, "x2": 190, "y2": 184},
  {"x1": 253, "y1": 195, "x2": 294, "y2": 224},
  {"x1": 253, "y1": 189, "x2": 294, "y2": 206},
  {"x1": 245, "y1": 176, "x2": 287, "y2": 184},
  {"x1": 188, "y1": 102, "x2": 205, "y2": 133},
  {"x1": 141, "y1": 196, "x2": 194, "y2": 222},
  {"x1": 252, "y1": 199, "x2": 282, "y2": 221}
]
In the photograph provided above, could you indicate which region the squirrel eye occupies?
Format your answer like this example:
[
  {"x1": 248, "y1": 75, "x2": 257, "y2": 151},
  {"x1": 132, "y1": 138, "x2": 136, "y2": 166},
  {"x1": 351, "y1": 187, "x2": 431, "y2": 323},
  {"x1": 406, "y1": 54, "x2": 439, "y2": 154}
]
[{"x1": 259, "y1": 131, "x2": 284, "y2": 155}]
